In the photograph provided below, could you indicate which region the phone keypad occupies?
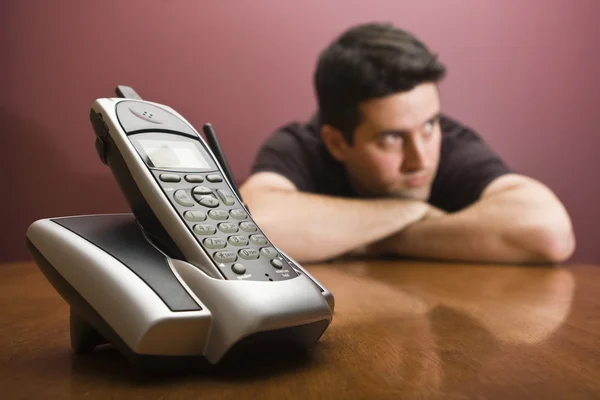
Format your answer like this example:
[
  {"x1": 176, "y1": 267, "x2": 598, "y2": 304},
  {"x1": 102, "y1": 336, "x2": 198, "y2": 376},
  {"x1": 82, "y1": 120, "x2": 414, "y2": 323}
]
[
  {"x1": 228, "y1": 235, "x2": 249, "y2": 246},
  {"x1": 249, "y1": 234, "x2": 267, "y2": 245},
  {"x1": 206, "y1": 174, "x2": 223, "y2": 183},
  {"x1": 216, "y1": 189, "x2": 235, "y2": 206},
  {"x1": 260, "y1": 247, "x2": 278, "y2": 259},
  {"x1": 230, "y1": 209, "x2": 247, "y2": 220},
  {"x1": 238, "y1": 248, "x2": 260, "y2": 260},
  {"x1": 183, "y1": 211, "x2": 206, "y2": 222},
  {"x1": 174, "y1": 190, "x2": 195, "y2": 207},
  {"x1": 198, "y1": 196, "x2": 219, "y2": 208},
  {"x1": 231, "y1": 263, "x2": 246, "y2": 275},
  {"x1": 193, "y1": 224, "x2": 216, "y2": 235},
  {"x1": 208, "y1": 210, "x2": 228, "y2": 220},
  {"x1": 153, "y1": 170, "x2": 297, "y2": 281},
  {"x1": 185, "y1": 175, "x2": 204, "y2": 183},
  {"x1": 214, "y1": 251, "x2": 237, "y2": 263},
  {"x1": 203, "y1": 237, "x2": 227, "y2": 249},
  {"x1": 192, "y1": 186, "x2": 212, "y2": 195},
  {"x1": 160, "y1": 174, "x2": 181, "y2": 183},
  {"x1": 218, "y1": 223, "x2": 238, "y2": 233}
]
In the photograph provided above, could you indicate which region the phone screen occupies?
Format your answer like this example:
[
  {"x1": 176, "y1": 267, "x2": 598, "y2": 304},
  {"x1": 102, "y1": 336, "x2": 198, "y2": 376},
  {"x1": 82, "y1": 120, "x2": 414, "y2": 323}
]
[{"x1": 139, "y1": 138, "x2": 211, "y2": 169}]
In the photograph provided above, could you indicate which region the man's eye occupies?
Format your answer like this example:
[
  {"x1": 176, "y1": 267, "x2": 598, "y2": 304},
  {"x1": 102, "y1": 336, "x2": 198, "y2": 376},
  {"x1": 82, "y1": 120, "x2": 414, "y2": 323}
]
[
  {"x1": 423, "y1": 121, "x2": 434, "y2": 134},
  {"x1": 422, "y1": 119, "x2": 438, "y2": 137},
  {"x1": 381, "y1": 133, "x2": 403, "y2": 146}
]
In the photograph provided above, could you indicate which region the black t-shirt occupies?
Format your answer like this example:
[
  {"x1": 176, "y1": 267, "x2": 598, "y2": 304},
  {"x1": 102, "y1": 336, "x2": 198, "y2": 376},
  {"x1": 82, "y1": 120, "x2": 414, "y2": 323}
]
[{"x1": 250, "y1": 114, "x2": 511, "y2": 212}]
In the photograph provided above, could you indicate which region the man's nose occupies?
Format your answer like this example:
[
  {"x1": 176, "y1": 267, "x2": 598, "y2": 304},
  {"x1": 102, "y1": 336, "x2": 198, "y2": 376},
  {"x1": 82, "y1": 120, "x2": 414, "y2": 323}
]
[{"x1": 401, "y1": 136, "x2": 427, "y2": 173}]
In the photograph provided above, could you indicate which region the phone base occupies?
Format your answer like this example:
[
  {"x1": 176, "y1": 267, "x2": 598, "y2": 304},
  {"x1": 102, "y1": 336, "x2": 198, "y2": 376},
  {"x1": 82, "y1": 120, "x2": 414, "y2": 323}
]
[{"x1": 26, "y1": 214, "x2": 333, "y2": 373}]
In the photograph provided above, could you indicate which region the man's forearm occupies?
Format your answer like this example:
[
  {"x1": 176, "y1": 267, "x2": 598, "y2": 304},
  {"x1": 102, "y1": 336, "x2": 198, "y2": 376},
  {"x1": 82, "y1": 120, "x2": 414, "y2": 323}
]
[
  {"x1": 372, "y1": 208, "x2": 538, "y2": 263},
  {"x1": 371, "y1": 180, "x2": 575, "y2": 264},
  {"x1": 244, "y1": 189, "x2": 429, "y2": 263}
]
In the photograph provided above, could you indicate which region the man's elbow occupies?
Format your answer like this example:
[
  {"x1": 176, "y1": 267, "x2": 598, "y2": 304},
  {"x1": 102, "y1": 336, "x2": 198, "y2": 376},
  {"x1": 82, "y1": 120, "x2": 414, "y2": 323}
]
[
  {"x1": 541, "y1": 227, "x2": 576, "y2": 263},
  {"x1": 530, "y1": 216, "x2": 576, "y2": 263}
]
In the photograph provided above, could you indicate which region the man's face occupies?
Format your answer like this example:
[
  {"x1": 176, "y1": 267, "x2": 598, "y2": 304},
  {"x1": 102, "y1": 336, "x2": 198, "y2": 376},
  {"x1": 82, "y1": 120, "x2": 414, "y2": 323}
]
[{"x1": 341, "y1": 83, "x2": 442, "y2": 200}]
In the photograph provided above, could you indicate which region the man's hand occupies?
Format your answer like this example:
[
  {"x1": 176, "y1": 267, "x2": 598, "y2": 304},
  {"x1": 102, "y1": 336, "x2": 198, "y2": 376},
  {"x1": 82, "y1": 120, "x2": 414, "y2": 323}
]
[
  {"x1": 360, "y1": 203, "x2": 443, "y2": 258},
  {"x1": 424, "y1": 205, "x2": 447, "y2": 220},
  {"x1": 241, "y1": 172, "x2": 431, "y2": 263}
]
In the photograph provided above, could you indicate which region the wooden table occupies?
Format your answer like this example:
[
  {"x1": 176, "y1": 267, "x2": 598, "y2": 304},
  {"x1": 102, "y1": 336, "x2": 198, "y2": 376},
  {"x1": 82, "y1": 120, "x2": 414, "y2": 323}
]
[{"x1": 1, "y1": 259, "x2": 599, "y2": 399}]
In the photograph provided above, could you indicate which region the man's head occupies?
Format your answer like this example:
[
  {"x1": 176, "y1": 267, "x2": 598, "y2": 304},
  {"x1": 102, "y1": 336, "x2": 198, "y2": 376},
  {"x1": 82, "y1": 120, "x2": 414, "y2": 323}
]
[{"x1": 314, "y1": 22, "x2": 446, "y2": 200}]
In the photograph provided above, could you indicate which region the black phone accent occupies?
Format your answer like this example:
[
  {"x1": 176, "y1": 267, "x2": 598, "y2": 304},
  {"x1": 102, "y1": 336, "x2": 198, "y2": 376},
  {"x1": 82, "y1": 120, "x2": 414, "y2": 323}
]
[
  {"x1": 203, "y1": 123, "x2": 248, "y2": 212},
  {"x1": 115, "y1": 85, "x2": 142, "y2": 100}
]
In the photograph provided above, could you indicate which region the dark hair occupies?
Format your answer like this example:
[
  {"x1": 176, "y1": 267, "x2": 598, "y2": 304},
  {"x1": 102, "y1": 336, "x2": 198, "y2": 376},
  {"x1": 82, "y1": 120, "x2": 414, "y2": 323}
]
[{"x1": 314, "y1": 22, "x2": 446, "y2": 144}]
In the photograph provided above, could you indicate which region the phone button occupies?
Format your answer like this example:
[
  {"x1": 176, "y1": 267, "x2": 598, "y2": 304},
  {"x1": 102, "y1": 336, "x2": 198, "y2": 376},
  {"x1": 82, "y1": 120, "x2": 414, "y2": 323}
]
[
  {"x1": 216, "y1": 190, "x2": 235, "y2": 206},
  {"x1": 230, "y1": 209, "x2": 248, "y2": 220},
  {"x1": 174, "y1": 190, "x2": 195, "y2": 207},
  {"x1": 270, "y1": 259, "x2": 284, "y2": 269},
  {"x1": 240, "y1": 222, "x2": 258, "y2": 232},
  {"x1": 193, "y1": 224, "x2": 216, "y2": 235},
  {"x1": 185, "y1": 175, "x2": 204, "y2": 183},
  {"x1": 231, "y1": 263, "x2": 246, "y2": 275},
  {"x1": 198, "y1": 196, "x2": 220, "y2": 208},
  {"x1": 260, "y1": 247, "x2": 278, "y2": 259},
  {"x1": 249, "y1": 234, "x2": 267, "y2": 245},
  {"x1": 228, "y1": 235, "x2": 249, "y2": 246},
  {"x1": 218, "y1": 222, "x2": 238, "y2": 233},
  {"x1": 203, "y1": 237, "x2": 227, "y2": 249},
  {"x1": 160, "y1": 174, "x2": 181, "y2": 182},
  {"x1": 206, "y1": 174, "x2": 223, "y2": 183},
  {"x1": 192, "y1": 186, "x2": 212, "y2": 195},
  {"x1": 238, "y1": 248, "x2": 260, "y2": 260},
  {"x1": 208, "y1": 210, "x2": 229, "y2": 220},
  {"x1": 183, "y1": 211, "x2": 207, "y2": 222},
  {"x1": 214, "y1": 251, "x2": 237, "y2": 263}
]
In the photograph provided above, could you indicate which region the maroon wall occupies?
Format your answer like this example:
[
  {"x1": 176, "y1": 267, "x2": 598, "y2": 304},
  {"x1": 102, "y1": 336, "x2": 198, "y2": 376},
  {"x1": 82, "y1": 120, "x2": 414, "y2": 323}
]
[{"x1": 3, "y1": 1, "x2": 599, "y2": 263}]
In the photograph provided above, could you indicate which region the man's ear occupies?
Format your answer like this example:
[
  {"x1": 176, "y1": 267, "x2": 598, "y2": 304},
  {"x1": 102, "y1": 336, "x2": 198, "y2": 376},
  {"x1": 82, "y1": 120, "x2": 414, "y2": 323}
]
[{"x1": 321, "y1": 124, "x2": 351, "y2": 162}]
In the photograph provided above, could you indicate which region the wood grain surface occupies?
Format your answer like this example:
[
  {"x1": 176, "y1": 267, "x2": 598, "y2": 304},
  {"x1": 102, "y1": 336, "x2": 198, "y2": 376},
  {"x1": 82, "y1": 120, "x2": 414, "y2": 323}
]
[{"x1": 1, "y1": 259, "x2": 599, "y2": 399}]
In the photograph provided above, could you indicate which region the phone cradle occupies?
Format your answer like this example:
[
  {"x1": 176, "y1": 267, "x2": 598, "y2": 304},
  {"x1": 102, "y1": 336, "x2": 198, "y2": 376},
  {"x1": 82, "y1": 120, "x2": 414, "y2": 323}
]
[{"x1": 26, "y1": 214, "x2": 334, "y2": 372}]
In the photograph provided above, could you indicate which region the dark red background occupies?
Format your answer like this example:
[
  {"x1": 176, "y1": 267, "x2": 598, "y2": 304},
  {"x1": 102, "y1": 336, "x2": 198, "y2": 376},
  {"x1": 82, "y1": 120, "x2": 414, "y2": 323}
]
[{"x1": 2, "y1": 0, "x2": 598, "y2": 263}]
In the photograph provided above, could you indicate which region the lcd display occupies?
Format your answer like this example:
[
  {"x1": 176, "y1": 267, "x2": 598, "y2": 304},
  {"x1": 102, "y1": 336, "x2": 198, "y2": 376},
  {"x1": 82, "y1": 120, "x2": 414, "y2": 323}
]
[{"x1": 138, "y1": 139, "x2": 210, "y2": 169}]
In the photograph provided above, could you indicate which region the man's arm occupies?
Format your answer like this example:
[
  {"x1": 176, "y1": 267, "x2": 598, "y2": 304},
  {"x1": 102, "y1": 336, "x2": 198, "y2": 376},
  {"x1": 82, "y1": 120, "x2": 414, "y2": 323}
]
[
  {"x1": 240, "y1": 172, "x2": 430, "y2": 263},
  {"x1": 369, "y1": 174, "x2": 575, "y2": 264}
]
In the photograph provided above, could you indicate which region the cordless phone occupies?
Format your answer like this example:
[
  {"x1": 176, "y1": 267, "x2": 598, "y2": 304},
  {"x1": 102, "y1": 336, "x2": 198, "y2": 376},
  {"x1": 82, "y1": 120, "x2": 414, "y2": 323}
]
[
  {"x1": 26, "y1": 86, "x2": 333, "y2": 370},
  {"x1": 90, "y1": 87, "x2": 297, "y2": 282}
]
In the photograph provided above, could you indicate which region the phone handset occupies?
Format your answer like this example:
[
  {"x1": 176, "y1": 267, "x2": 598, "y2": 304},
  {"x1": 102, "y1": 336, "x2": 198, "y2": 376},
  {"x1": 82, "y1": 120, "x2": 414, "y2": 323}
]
[{"x1": 90, "y1": 86, "x2": 301, "y2": 282}]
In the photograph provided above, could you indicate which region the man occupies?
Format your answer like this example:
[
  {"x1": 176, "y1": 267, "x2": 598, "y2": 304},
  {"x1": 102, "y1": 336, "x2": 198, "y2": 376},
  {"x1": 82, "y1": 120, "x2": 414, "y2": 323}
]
[{"x1": 240, "y1": 22, "x2": 575, "y2": 264}]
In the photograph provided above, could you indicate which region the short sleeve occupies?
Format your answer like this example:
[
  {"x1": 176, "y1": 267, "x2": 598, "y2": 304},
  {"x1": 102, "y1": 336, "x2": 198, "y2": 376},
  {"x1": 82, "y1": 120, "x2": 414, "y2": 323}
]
[
  {"x1": 429, "y1": 116, "x2": 512, "y2": 212},
  {"x1": 249, "y1": 123, "x2": 317, "y2": 192}
]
